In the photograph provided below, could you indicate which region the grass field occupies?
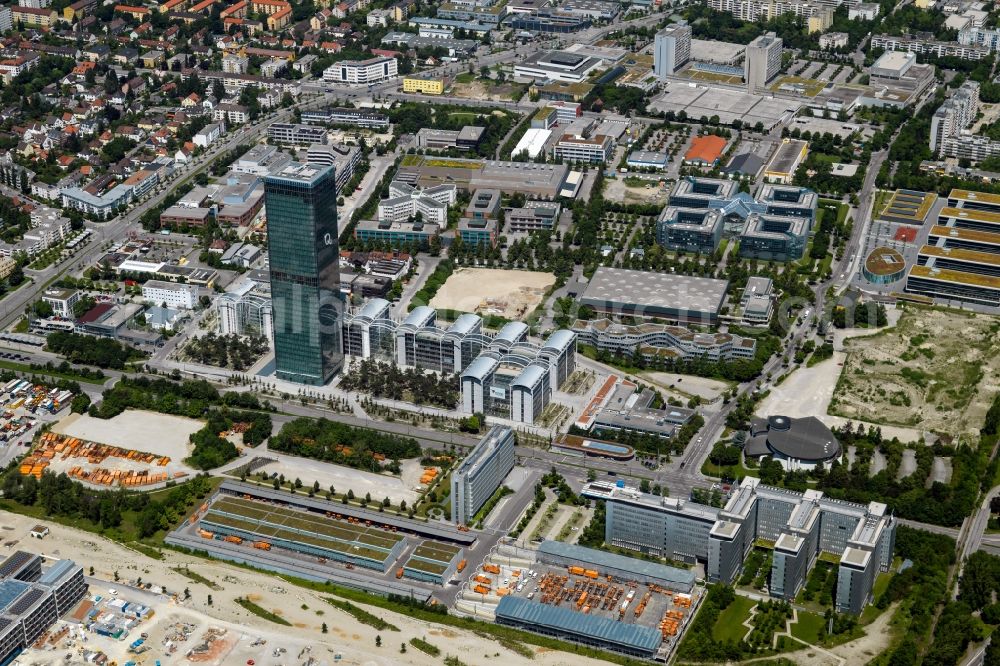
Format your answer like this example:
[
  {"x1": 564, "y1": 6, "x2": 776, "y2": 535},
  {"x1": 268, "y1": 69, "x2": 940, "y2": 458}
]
[
  {"x1": 713, "y1": 596, "x2": 756, "y2": 642},
  {"x1": 830, "y1": 305, "x2": 1000, "y2": 434},
  {"x1": 790, "y1": 610, "x2": 826, "y2": 643},
  {"x1": 872, "y1": 189, "x2": 894, "y2": 219},
  {"x1": 455, "y1": 72, "x2": 474, "y2": 84}
]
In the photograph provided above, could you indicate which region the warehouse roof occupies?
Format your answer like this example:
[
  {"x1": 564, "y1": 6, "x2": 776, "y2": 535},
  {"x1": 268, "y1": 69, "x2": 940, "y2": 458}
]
[
  {"x1": 496, "y1": 596, "x2": 663, "y2": 653},
  {"x1": 538, "y1": 540, "x2": 696, "y2": 588},
  {"x1": 580, "y1": 267, "x2": 728, "y2": 317},
  {"x1": 218, "y1": 480, "x2": 477, "y2": 545}
]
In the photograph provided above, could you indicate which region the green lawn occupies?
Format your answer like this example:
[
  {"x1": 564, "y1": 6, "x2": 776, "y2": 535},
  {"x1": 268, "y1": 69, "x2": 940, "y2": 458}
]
[
  {"x1": 790, "y1": 610, "x2": 826, "y2": 643},
  {"x1": 0, "y1": 358, "x2": 106, "y2": 385},
  {"x1": 713, "y1": 596, "x2": 756, "y2": 642},
  {"x1": 455, "y1": 72, "x2": 474, "y2": 84},
  {"x1": 872, "y1": 189, "x2": 893, "y2": 219},
  {"x1": 701, "y1": 457, "x2": 760, "y2": 481}
]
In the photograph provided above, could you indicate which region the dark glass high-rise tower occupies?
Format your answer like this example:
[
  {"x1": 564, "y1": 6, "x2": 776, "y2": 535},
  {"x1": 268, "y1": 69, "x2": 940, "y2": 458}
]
[{"x1": 265, "y1": 162, "x2": 343, "y2": 385}]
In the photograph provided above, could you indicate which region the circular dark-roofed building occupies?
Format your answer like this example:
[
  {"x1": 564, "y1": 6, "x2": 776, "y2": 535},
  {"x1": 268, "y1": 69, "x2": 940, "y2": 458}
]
[{"x1": 744, "y1": 415, "x2": 840, "y2": 470}]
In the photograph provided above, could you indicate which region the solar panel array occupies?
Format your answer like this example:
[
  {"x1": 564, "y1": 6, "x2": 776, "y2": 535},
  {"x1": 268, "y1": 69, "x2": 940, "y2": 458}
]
[
  {"x1": 0, "y1": 551, "x2": 34, "y2": 579},
  {"x1": 8, "y1": 588, "x2": 43, "y2": 615}
]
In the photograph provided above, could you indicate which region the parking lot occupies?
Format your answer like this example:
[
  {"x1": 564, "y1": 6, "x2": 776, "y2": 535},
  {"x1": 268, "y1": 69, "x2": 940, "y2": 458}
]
[{"x1": 648, "y1": 82, "x2": 801, "y2": 129}]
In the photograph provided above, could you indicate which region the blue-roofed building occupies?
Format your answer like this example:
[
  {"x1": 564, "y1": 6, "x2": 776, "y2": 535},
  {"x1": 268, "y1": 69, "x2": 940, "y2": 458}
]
[
  {"x1": 0, "y1": 580, "x2": 29, "y2": 612},
  {"x1": 536, "y1": 540, "x2": 696, "y2": 592},
  {"x1": 655, "y1": 178, "x2": 818, "y2": 262},
  {"x1": 450, "y1": 425, "x2": 516, "y2": 524},
  {"x1": 495, "y1": 596, "x2": 663, "y2": 657}
]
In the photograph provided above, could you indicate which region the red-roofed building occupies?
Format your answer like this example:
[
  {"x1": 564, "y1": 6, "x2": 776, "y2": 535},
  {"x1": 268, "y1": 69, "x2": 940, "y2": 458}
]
[
  {"x1": 684, "y1": 134, "x2": 727, "y2": 167},
  {"x1": 114, "y1": 4, "x2": 150, "y2": 19}
]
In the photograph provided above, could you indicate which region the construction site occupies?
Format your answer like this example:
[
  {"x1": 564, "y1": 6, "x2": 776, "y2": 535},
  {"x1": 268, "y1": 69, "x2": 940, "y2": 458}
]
[
  {"x1": 20, "y1": 431, "x2": 187, "y2": 488},
  {"x1": 455, "y1": 541, "x2": 702, "y2": 661}
]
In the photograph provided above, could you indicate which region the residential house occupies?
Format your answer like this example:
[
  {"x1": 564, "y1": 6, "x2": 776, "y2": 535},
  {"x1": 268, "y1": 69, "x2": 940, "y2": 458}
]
[{"x1": 193, "y1": 122, "x2": 222, "y2": 148}]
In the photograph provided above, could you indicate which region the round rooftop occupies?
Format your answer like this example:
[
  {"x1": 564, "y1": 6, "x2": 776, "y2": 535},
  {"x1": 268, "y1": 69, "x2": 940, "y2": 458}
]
[
  {"x1": 768, "y1": 415, "x2": 791, "y2": 431},
  {"x1": 764, "y1": 416, "x2": 841, "y2": 463},
  {"x1": 863, "y1": 247, "x2": 906, "y2": 284}
]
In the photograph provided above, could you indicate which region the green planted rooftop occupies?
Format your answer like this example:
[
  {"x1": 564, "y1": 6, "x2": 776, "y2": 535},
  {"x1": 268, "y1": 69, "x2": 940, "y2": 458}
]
[
  {"x1": 206, "y1": 497, "x2": 404, "y2": 554},
  {"x1": 412, "y1": 541, "x2": 460, "y2": 564}
]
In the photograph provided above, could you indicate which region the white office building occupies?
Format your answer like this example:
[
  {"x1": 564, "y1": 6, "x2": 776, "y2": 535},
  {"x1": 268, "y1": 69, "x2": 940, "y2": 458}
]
[
  {"x1": 450, "y1": 426, "x2": 516, "y2": 525},
  {"x1": 322, "y1": 56, "x2": 398, "y2": 84},
  {"x1": 141, "y1": 280, "x2": 199, "y2": 309},
  {"x1": 378, "y1": 181, "x2": 457, "y2": 224},
  {"x1": 511, "y1": 364, "x2": 550, "y2": 423},
  {"x1": 653, "y1": 22, "x2": 691, "y2": 79}
]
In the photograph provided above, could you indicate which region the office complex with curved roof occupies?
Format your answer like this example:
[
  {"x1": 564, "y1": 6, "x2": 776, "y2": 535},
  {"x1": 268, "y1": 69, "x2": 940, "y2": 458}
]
[{"x1": 744, "y1": 415, "x2": 841, "y2": 469}]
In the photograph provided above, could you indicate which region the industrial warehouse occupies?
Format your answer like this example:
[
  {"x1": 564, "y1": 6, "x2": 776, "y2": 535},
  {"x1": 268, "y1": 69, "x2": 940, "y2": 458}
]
[
  {"x1": 462, "y1": 540, "x2": 699, "y2": 660},
  {"x1": 166, "y1": 480, "x2": 476, "y2": 599},
  {"x1": 579, "y1": 267, "x2": 730, "y2": 324}
]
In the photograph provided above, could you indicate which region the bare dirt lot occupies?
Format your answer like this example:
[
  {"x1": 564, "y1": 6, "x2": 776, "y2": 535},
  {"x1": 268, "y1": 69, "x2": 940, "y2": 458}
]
[
  {"x1": 5, "y1": 512, "x2": 623, "y2": 666},
  {"x1": 429, "y1": 268, "x2": 555, "y2": 320},
  {"x1": 605, "y1": 177, "x2": 670, "y2": 205},
  {"x1": 450, "y1": 78, "x2": 526, "y2": 102},
  {"x1": 252, "y1": 453, "x2": 420, "y2": 505},
  {"x1": 829, "y1": 307, "x2": 1000, "y2": 435}
]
